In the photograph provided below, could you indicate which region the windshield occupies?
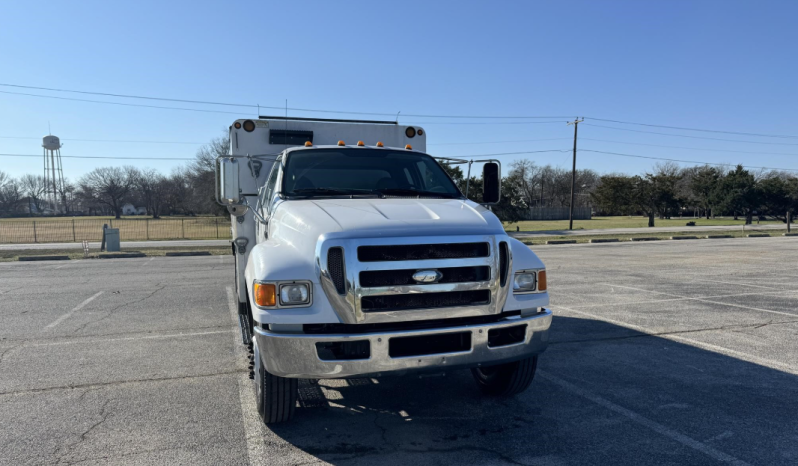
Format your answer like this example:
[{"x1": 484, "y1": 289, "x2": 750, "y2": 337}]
[{"x1": 281, "y1": 149, "x2": 462, "y2": 198}]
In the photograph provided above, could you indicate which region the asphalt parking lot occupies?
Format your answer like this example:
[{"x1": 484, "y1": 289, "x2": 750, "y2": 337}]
[{"x1": 1, "y1": 238, "x2": 797, "y2": 465}]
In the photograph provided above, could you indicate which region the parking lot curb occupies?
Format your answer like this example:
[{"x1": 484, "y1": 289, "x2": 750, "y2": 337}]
[
  {"x1": 630, "y1": 237, "x2": 661, "y2": 241},
  {"x1": 546, "y1": 240, "x2": 577, "y2": 245},
  {"x1": 747, "y1": 233, "x2": 770, "y2": 237},
  {"x1": 164, "y1": 251, "x2": 212, "y2": 257},
  {"x1": 671, "y1": 236, "x2": 699, "y2": 240},
  {"x1": 98, "y1": 253, "x2": 147, "y2": 259},
  {"x1": 18, "y1": 255, "x2": 70, "y2": 261},
  {"x1": 589, "y1": 239, "x2": 620, "y2": 243},
  {"x1": 784, "y1": 233, "x2": 798, "y2": 236},
  {"x1": 705, "y1": 235, "x2": 734, "y2": 239}
]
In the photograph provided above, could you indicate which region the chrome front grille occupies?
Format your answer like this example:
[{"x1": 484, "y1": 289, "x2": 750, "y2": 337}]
[{"x1": 318, "y1": 235, "x2": 512, "y2": 324}]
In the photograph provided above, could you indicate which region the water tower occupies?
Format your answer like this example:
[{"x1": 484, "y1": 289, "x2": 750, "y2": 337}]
[{"x1": 42, "y1": 135, "x2": 66, "y2": 214}]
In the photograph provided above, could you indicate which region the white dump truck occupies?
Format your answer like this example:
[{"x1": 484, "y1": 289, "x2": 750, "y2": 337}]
[{"x1": 216, "y1": 117, "x2": 551, "y2": 423}]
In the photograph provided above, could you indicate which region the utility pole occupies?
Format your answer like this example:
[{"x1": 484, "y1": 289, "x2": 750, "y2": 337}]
[{"x1": 567, "y1": 117, "x2": 584, "y2": 230}]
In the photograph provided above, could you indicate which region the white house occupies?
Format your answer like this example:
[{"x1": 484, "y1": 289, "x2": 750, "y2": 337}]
[{"x1": 121, "y1": 203, "x2": 147, "y2": 215}]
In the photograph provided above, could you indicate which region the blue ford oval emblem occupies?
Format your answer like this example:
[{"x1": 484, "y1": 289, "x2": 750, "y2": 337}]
[{"x1": 412, "y1": 270, "x2": 442, "y2": 283}]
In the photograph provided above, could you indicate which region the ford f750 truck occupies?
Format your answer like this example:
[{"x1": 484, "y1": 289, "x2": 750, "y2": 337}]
[{"x1": 216, "y1": 117, "x2": 551, "y2": 423}]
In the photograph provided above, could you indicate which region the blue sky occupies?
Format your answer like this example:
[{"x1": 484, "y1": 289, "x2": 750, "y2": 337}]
[{"x1": 1, "y1": 0, "x2": 797, "y2": 180}]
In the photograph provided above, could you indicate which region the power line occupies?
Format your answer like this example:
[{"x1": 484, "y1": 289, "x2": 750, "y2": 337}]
[
  {"x1": 0, "y1": 136, "x2": 205, "y2": 145},
  {"x1": 429, "y1": 137, "x2": 572, "y2": 146},
  {"x1": 581, "y1": 123, "x2": 798, "y2": 146},
  {"x1": 457, "y1": 149, "x2": 571, "y2": 157},
  {"x1": 581, "y1": 137, "x2": 798, "y2": 157},
  {"x1": 580, "y1": 149, "x2": 798, "y2": 172},
  {"x1": 0, "y1": 153, "x2": 195, "y2": 161},
  {"x1": 0, "y1": 83, "x2": 572, "y2": 119},
  {"x1": 0, "y1": 90, "x2": 247, "y2": 116},
  {"x1": 587, "y1": 117, "x2": 798, "y2": 139}
]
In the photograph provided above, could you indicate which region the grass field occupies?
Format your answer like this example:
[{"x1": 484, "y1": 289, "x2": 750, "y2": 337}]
[
  {"x1": 504, "y1": 216, "x2": 783, "y2": 232},
  {"x1": 0, "y1": 217, "x2": 230, "y2": 243},
  {"x1": 517, "y1": 227, "x2": 787, "y2": 245},
  {"x1": 0, "y1": 246, "x2": 230, "y2": 262}
]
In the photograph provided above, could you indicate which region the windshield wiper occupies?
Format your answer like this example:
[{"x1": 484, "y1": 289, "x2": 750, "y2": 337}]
[
  {"x1": 287, "y1": 187, "x2": 377, "y2": 198},
  {"x1": 375, "y1": 188, "x2": 459, "y2": 199}
]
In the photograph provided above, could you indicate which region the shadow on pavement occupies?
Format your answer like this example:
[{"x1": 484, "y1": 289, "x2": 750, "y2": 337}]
[{"x1": 268, "y1": 316, "x2": 798, "y2": 465}]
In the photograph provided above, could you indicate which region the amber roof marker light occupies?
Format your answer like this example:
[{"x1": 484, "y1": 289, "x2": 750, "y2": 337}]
[
  {"x1": 304, "y1": 141, "x2": 313, "y2": 147},
  {"x1": 337, "y1": 140, "x2": 345, "y2": 146},
  {"x1": 357, "y1": 141, "x2": 365, "y2": 146},
  {"x1": 376, "y1": 142, "x2": 384, "y2": 147},
  {"x1": 243, "y1": 120, "x2": 256, "y2": 132},
  {"x1": 405, "y1": 144, "x2": 413, "y2": 150}
]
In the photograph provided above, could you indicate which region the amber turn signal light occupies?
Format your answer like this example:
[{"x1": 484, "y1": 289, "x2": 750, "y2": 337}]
[
  {"x1": 537, "y1": 271, "x2": 547, "y2": 291},
  {"x1": 253, "y1": 283, "x2": 276, "y2": 307}
]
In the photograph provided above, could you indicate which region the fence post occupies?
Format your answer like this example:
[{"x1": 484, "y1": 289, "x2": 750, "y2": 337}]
[
  {"x1": 110, "y1": 219, "x2": 114, "y2": 229},
  {"x1": 146, "y1": 219, "x2": 150, "y2": 240},
  {"x1": 181, "y1": 219, "x2": 185, "y2": 239},
  {"x1": 33, "y1": 221, "x2": 37, "y2": 243},
  {"x1": 788, "y1": 212, "x2": 792, "y2": 233},
  {"x1": 216, "y1": 218, "x2": 220, "y2": 238},
  {"x1": 72, "y1": 219, "x2": 76, "y2": 242}
]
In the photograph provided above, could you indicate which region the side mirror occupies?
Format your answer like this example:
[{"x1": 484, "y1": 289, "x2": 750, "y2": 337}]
[
  {"x1": 217, "y1": 157, "x2": 241, "y2": 205},
  {"x1": 482, "y1": 162, "x2": 501, "y2": 204}
]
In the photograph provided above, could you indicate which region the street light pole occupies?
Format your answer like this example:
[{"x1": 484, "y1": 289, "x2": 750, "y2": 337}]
[{"x1": 567, "y1": 117, "x2": 584, "y2": 230}]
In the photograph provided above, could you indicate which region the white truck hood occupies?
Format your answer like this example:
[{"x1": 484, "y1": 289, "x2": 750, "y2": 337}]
[{"x1": 272, "y1": 198, "x2": 505, "y2": 240}]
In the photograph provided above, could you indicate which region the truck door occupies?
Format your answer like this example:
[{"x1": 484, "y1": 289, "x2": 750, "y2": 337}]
[{"x1": 257, "y1": 161, "x2": 281, "y2": 242}]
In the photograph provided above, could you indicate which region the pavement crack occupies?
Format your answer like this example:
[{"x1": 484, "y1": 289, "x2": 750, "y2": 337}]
[
  {"x1": 71, "y1": 285, "x2": 166, "y2": 334},
  {"x1": 0, "y1": 369, "x2": 246, "y2": 397},
  {"x1": 0, "y1": 342, "x2": 23, "y2": 366},
  {"x1": 54, "y1": 397, "x2": 112, "y2": 465}
]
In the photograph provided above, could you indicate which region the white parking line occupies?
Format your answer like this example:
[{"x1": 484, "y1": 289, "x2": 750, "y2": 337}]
[
  {"x1": 30, "y1": 329, "x2": 230, "y2": 347},
  {"x1": 555, "y1": 305, "x2": 798, "y2": 375},
  {"x1": 226, "y1": 286, "x2": 268, "y2": 466},
  {"x1": 566, "y1": 289, "x2": 798, "y2": 310},
  {"x1": 538, "y1": 370, "x2": 751, "y2": 466},
  {"x1": 598, "y1": 283, "x2": 798, "y2": 318},
  {"x1": 45, "y1": 291, "x2": 104, "y2": 329}
]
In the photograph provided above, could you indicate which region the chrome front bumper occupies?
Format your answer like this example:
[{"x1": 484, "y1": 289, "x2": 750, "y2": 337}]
[{"x1": 253, "y1": 309, "x2": 552, "y2": 378}]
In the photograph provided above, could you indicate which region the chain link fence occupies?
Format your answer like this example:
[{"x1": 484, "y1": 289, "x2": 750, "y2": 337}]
[{"x1": 0, "y1": 218, "x2": 231, "y2": 243}]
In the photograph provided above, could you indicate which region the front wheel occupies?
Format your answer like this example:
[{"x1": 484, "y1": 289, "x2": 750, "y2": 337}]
[
  {"x1": 471, "y1": 356, "x2": 538, "y2": 396},
  {"x1": 253, "y1": 339, "x2": 297, "y2": 424}
]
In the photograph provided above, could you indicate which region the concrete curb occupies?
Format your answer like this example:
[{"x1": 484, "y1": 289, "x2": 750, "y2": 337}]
[
  {"x1": 589, "y1": 239, "x2": 620, "y2": 243},
  {"x1": 630, "y1": 237, "x2": 661, "y2": 242},
  {"x1": 546, "y1": 240, "x2": 577, "y2": 245},
  {"x1": 747, "y1": 234, "x2": 770, "y2": 237},
  {"x1": 18, "y1": 255, "x2": 70, "y2": 261},
  {"x1": 164, "y1": 251, "x2": 212, "y2": 257},
  {"x1": 98, "y1": 253, "x2": 147, "y2": 259},
  {"x1": 783, "y1": 233, "x2": 798, "y2": 237},
  {"x1": 705, "y1": 235, "x2": 733, "y2": 239},
  {"x1": 671, "y1": 236, "x2": 699, "y2": 240}
]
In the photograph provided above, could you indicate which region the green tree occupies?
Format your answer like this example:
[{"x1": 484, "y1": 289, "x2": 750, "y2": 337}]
[
  {"x1": 715, "y1": 165, "x2": 759, "y2": 224},
  {"x1": 690, "y1": 166, "x2": 721, "y2": 219},
  {"x1": 591, "y1": 175, "x2": 635, "y2": 215}
]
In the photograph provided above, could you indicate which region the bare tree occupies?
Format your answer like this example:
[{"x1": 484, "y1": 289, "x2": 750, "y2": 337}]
[
  {"x1": 188, "y1": 132, "x2": 229, "y2": 216},
  {"x1": 0, "y1": 172, "x2": 23, "y2": 215},
  {"x1": 20, "y1": 174, "x2": 48, "y2": 213},
  {"x1": 134, "y1": 168, "x2": 168, "y2": 218},
  {"x1": 76, "y1": 166, "x2": 137, "y2": 218}
]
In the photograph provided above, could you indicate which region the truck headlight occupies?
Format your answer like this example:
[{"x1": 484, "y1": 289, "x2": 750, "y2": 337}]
[
  {"x1": 513, "y1": 270, "x2": 546, "y2": 294},
  {"x1": 279, "y1": 283, "x2": 311, "y2": 306}
]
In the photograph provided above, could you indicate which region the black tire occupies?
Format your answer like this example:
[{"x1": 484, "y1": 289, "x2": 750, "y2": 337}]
[
  {"x1": 255, "y1": 354, "x2": 297, "y2": 424},
  {"x1": 471, "y1": 356, "x2": 538, "y2": 396}
]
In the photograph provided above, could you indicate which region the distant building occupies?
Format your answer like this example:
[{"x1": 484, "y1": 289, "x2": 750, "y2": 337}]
[{"x1": 122, "y1": 203, "x2": 147, "y2": 215}]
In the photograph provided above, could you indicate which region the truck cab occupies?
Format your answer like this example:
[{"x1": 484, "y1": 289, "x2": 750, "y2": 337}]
[{"x1": 217, "y1": 117, "x2": 551, "y2": 423}]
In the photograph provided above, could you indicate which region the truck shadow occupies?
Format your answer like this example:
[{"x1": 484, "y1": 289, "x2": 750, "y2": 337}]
[{"x1": 267, "y1": 315, "x2": 798, "y2": 465}]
